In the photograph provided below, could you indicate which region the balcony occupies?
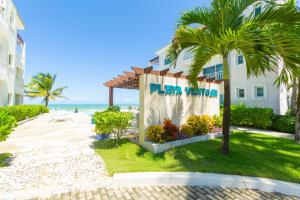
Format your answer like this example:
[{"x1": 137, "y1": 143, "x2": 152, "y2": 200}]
[
  {"x1": 15, "y1": 33, "x2": 25, "y2": 69},
  {"x1": 204, "y1": 71, "x2": 223, "y2": 80},
  {"x1": 15, "y1": 74, "x2": 24, "y2": 95},
  {"x1": 15, "y1": 51, "x2": 24, "y2": 69}
]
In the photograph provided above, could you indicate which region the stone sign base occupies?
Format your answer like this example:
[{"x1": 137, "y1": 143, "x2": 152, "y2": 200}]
[{"x1": 140, "y1": 133, "x2": 223, "y2": 154}]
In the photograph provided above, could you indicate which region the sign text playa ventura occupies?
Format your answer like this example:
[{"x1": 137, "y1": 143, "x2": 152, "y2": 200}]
[{"x1": 150, "y1": 83, "x2": 218, "y2": 97}]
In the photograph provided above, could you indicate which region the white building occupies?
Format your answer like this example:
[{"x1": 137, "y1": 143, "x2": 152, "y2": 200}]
[
  {"x1": 0, "y1": 0, "x2": 25, "y2": 106},
  {"x1": 152, "y1": 1, "x2": 291, "y2": 115}
]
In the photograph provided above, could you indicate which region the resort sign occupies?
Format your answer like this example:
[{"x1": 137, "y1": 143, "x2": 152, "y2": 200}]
[{"x1": 150, "y1": 83, "x2": 218, "y2": 98}]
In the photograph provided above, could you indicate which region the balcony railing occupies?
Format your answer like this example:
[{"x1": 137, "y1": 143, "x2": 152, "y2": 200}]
[{"x1": 205, "y1": 71, "x2": 223, "y2": 80}]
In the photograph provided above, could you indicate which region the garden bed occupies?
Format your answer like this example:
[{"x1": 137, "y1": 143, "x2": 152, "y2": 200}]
[{"x1": 139, "y1": 132, "x2": 223, "y2": 153}]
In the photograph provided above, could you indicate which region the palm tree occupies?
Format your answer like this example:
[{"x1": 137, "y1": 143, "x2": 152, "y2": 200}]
[
  {"x1": 290, "y1": 78, "x2": 297, "y2": 116},
  {"x1": 25, "y1": 73, "x2": 68, "y2": 107},
  {"x1": 168, "y1": 0, "x2": 300, "y2": 154}
]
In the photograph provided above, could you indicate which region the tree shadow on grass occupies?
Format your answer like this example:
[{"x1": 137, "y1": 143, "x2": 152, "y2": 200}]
[
  {"x1": 93, "y1": 139, "x2": 129, "y2": 150},
  {"x1": 136, "y1": 147, "x2": 166, "y2": 160},
  {"x1": 0, "y1": 153, "x2": 13, "y2": 167},
  {"x1": 170, "y1": 132, "x2": 300, "y2": 183}
]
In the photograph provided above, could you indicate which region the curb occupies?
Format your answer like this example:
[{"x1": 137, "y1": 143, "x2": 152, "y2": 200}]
[
  {"x1": 17, "y1": 115, "x2": 42, "y2": 126},
  {"x1": 112, "y1": 172, "x2": 300, "y2": 197}
]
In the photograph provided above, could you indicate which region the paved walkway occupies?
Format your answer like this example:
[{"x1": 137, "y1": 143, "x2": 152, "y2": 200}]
[
  {"x1": 0, "y1": 111, "x2": 108, "y2": 199},
  {"x1": 231, "y1": 126, "x2": 295, "y2": 139},
  {"x1": 40, "y1": 186, "x2": 300, "y2": 200}
]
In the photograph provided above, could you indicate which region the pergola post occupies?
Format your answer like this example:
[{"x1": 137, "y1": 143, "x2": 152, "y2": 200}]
[{"x1": 109, "y1": 87, "x2": 114, "y2": 106}]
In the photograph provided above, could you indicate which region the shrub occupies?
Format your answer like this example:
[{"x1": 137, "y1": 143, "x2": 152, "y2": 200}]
[
  {"x1": 105, "y1": 106, "x2": 120, "y2": 112},
  {"x1": 0, "y1": 111, "x2": 16, "y2": 142},
  {"x1": 162, "y1": 119, "x2": 179, "y2": 142},
  {"x1": 180, "y1": 124, "x2": 195, "y2": 137},
  {"x1": 94, "y1": 111, "x2": 133, "y2": 145},
  {"x1": 212, "y1": 114, "x2": 222, "y2": 128},
  {"x1": 0, "y1": 105, "x2": 49, "y2": 122},
  {"x1": 231, "y1": 103, "x2": 273, "y2": 129},
  {"x1": 271, "y1": 115, "x2": 295, "y2": 134},
  {"x1": 183, "y1": 115, "x2": 215, "y2": 135},
  {"x1": 146, "y1": 125, "x2": 165, "y2": 143}
]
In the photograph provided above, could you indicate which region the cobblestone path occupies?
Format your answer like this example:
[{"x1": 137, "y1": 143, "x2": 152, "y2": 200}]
[
  {"x1": 40, "y1": 186, "x2": 300, "y2": 200},
  {"x1": 0, "y1": 112, "x2": 108, "y2": 199}
]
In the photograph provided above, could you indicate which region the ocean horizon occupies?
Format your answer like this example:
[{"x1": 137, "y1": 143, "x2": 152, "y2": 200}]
[{"x1": 48, "y1": 104, "x2": 138, "y2": 115}]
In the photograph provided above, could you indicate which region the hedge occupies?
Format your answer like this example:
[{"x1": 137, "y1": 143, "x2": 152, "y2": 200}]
[
  {"x1": 230, "y1": 104, "x2": 295, "y2": 133},
  {"x1": 231, "y1": 104, "x2": 273, "y2": 129},
  {"x1": 0, "y1": 105, "x2": 49, "y2": 122},
  {"x1": 271, "y1": 115, "x2": 295, "y2": 134},
  {"x1": 0, "y1": 111, "x2": 16, "y2": 142}
]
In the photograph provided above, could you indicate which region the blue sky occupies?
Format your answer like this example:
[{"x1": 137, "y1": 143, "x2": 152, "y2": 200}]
[
  {"x1": 16, "y1": 0, "x2": 299, "y2": 105},
  {"x1": 14, "y1": 0, "x2": 210, "y2": 105}
]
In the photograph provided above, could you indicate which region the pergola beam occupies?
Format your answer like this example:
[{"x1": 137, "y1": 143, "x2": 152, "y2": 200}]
[{"x1": 104, "y1": 66, "x2": 224, "y2": 91}]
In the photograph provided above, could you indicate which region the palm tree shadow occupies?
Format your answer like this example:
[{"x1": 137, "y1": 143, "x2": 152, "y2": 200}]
[
  {"x1": 93, "y1": 139, "x2": 128, "y2": 150},
  {"x1": 0, "y1": 153, "x2": 13, "y2": 167},
  {"x1": 136, "y1": 146, "x2": 167, "y2": 160}
]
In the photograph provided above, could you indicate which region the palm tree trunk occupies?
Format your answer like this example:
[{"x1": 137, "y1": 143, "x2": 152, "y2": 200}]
[
  {"x1": 291, "y1": 78, "x2": 297, "y2": 116},
  {"x1": 221, "y1": 55, "x2": 230, "y2": 155},
  {"x1": 45, "y1": 96, "x2": 49, "y2": 108},
  {"x1": 295, "y1": 78, "x2": 300, "y2": 143}
]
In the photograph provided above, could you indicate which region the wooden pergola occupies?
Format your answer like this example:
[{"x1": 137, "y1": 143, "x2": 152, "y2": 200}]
[{"x1": 104, "y1": 66, "x2": 223, "y2": 106}]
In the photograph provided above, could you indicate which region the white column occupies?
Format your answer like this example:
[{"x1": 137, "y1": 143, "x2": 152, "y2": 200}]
[{"x1": 138, "y1": 74, "x2": 146, "y2": 144}]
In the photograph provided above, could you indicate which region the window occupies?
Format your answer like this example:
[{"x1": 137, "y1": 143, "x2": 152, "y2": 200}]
[
  {"x1": 203, "y1": 64, "x2": 224, "y2": 80},
  {"x1": 253, "y1": 85, "x2": 266, "y2": 99},
  {"x1": 237, "y1": 55, "x2": 244, "y2": 65},
  {"x1": 164, "y1": 58, "x2": 171, "y2": 65},
  {"x1": 255, "y1": 6, "x2": 262, "y2": 17},
  {"x1": 9, "y1": 11, "x2": 14, "y2": 24},
  {"x1": 8, "y1": 54, "x2": 13, "y2": 65},
  {"x1": 236, "y1": 87, "x2": 246, "y2": 100},
  {"x1": 216, "y1": 64, "x2": 223, "y2": 72},
  {"x1": 203, "y1": 66, "x2": 216, "y2": 78},
  {"x1": 7, "y1": 93, "x2": 12, "y2": 104},
  {"x1": 220, "y1": 94, "x2": 224, "y2": 106}
]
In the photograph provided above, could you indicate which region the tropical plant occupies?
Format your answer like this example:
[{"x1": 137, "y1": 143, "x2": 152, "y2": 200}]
[
  {"x1": 231, "y1": 103, "x2": 273, "y2": 129},
  {"x1": 271, "y1": 115, "x2": 295, "y2": 134},
  {"x1": 168, "y1": 0, "x2": 300, "y2": 154},
  {"x1": 25, "y1": 73, "x2": 68, "y2": 107},
  {"x1": 0, "y1": 111, "x2": 16, "y2": 142},
  {"x1": 94, "y1": 111, "x2": 133, "y2": 145},
  {"x1": 183, "y1": 115, "x2": 215, "y2": 135},
  {"x1": 146, "y1": 125, "x2": 165, "y2": 143},
  {"x1": 162, "y1": 119, "x2": 179, "y2": 141}
]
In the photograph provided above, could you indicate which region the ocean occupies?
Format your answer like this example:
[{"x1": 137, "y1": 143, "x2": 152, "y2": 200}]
[{"x1": 48, "y1": 104, "x2": 138, "y2": 115}]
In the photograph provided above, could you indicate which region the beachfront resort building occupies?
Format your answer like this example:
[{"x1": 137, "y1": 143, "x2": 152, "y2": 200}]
[
  {"x1": 150, "y1": 0, "x2": 291, "y2": 115},
  {"x1": 0, "y1": 0, "x2": 26, "y2": 106}
]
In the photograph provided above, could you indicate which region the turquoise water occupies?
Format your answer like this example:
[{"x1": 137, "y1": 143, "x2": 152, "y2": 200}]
[{"x1": 48, "y1": 104, "x2": 138, "y2": 115}]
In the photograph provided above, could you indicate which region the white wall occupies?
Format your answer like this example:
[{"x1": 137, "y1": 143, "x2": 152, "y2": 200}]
[
  {"x1": 138, "y1": 74, "x2": 220, "y2": 144},
  {"x1": 0, "y1": 0, "x2": 25, "y2": 106}
]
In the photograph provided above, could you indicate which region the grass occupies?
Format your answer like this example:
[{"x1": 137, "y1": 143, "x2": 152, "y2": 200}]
[
  {"x1": 94, "y1": 131, "x2": 300, "y2": 183},
  {"x1": 0, "y1": 153, "x2": 12, "y2": 167}
]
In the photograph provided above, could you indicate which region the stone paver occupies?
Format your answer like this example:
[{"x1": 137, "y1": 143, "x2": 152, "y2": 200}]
[
  {"x1": 41, "y1": 186, "x2": 300, "y2": 200},
  {"x1": 0, "y1": 111, "x2": 108, "y2": 199}
]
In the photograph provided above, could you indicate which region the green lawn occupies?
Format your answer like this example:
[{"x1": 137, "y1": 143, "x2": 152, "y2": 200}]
[
  {"x1": 94, "y1": 132, "x2": 300, "y2": 183},
  {"x1": 0, "y1": 153, "x2": 11, "y2": 167}
]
